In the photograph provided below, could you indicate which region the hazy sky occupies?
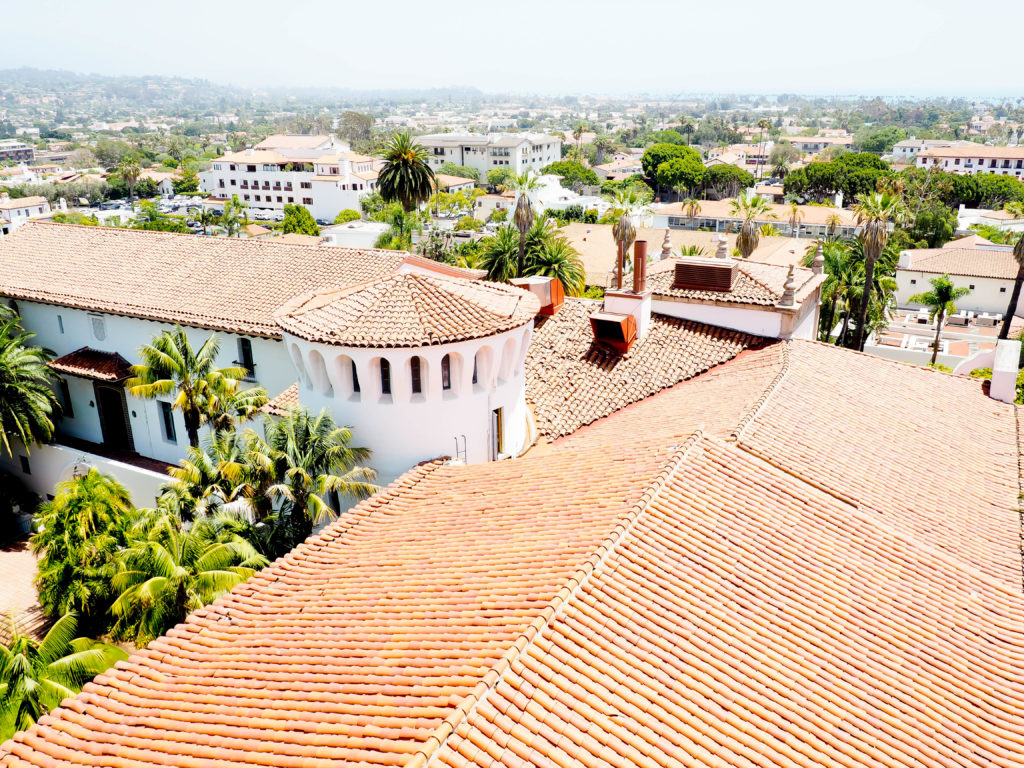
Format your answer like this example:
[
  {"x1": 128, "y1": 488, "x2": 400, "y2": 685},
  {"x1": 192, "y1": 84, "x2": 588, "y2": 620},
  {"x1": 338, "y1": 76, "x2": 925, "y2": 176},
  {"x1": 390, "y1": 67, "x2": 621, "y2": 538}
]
[{"x1": 3, "y1": 0, "x2": 1022, "y2": 97}]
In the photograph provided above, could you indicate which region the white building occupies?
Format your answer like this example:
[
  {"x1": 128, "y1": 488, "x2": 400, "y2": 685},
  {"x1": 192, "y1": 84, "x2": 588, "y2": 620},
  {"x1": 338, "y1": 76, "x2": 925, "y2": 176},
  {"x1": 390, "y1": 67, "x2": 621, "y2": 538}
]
[
  {"x1": 896, "y1": 238, "x2": 1022, "y2": 318},
  {"x1": 416, "y1": 133, "x2": 562, "y2": 178},
  {"x1": 320, "y1": 220, "x2": 391, "y2": 249},
  {"x1": 200, "y1": 134, "x2": 378, "y2": 222},
  {"x1": 785, "y1": 136, "x2": 853, "y2": 154},
  {"x1": 0, "y1": 221, "x2": 823, "y2": 505},
  {"x1": 891, "y1": 138, "x2": 972, "y2": 163},
  {"x1": 0, "y1": 193, "x2": 51, "y2": 233},
  {"x1": 916, "y1": 145, "x2": 1024, "y2": 176}
]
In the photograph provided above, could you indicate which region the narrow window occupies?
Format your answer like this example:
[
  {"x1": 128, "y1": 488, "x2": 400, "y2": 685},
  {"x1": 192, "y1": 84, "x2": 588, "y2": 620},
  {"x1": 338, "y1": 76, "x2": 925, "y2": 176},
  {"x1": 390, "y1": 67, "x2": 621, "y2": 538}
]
[
  {"x1": 380, "y1": 359, "x2": 391, "y2": 395},
  {"x1": 441, "y1": 354, "x2": 451, "y2": 390},
  {"x1": 351, "y1": 360, "x2": 360, "y2": 393},
  {"x1": 57, "y1": 314, "x2": 64, "y2": 334},
  {"x1": 409, "y1": 358, "x2": 421, "y2": 393},
  {"x1": 237, "y1": 338, "x2": 255, "y2": 380},
  {"x1": 58, "y1": 379, "x2": 73, "y2": 419},
  {"x1": 19, "y1": 456, "x2": 30, "y2": 475},
  {"x1": 159, "y1": 401, "x2": 177, "y2": 442},
  {"x1": 472, "y1": 357, "x2": 478, "y2": 385}
]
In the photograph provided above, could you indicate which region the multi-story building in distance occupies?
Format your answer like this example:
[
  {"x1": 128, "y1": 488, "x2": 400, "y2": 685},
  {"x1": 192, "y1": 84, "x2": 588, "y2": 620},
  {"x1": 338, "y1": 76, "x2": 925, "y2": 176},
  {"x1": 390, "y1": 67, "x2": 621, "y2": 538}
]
[{"x1": 416, "y1": 133, "x2": 562, "y2": 177}]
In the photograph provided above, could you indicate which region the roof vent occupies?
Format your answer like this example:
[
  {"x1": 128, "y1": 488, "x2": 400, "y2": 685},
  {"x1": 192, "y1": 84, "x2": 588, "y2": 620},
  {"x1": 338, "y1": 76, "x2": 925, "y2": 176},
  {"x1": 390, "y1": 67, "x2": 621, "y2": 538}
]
[
  {"x1": 672, "y1": 256, "x2": 738, "y2": 292},
  {"x1": 511, "y1": 276, "x2": 564, "y2": 316},
  {"x1": 589, "y1": 310, "x2": 637, "y2": 353}
]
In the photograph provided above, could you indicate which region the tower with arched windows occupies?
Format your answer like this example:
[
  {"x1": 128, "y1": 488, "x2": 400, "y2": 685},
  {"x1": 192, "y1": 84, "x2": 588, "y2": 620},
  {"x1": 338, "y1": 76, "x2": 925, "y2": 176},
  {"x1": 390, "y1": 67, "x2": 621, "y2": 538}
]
[{"x1": 275, "y1": 273, "x2": 540, "y2": 483}]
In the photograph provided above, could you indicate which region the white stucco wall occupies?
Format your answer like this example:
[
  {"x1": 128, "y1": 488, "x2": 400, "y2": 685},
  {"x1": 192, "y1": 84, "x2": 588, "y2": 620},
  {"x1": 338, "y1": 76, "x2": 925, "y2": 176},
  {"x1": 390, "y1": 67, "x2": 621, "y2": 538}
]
[
  {"x1": 896, "y1": 271, "x2": 1020, "y2": 317},
  {"x1": 283, "y1": 323, "x2": 534, "y2": 485},
  {"x1": 14, "y1": 300, "x2": 294, "y2": 465},
  {"x1": 653, "y1": 299, "x2": 784, "y2": 338}
]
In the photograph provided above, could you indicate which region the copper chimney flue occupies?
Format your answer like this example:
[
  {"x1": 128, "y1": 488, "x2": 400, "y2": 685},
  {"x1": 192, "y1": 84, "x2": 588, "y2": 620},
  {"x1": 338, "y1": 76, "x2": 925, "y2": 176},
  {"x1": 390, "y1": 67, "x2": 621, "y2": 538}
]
[{"x1": 633, "y1": 240, "x2": 648, "y2": 293}]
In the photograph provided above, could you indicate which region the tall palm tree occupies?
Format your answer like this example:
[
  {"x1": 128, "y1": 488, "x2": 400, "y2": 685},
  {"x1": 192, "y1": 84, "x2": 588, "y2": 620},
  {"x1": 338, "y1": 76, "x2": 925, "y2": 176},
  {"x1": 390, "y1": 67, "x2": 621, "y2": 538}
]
[
  {"x1": 127, "y1": 327, "x2": 250, "y2": 448},
  {"x1": 771, "y1": 160, "x2": 790, "y2": 179},
  {"x1": 220, "y1": 195, "x2": 247, "y2": 238},
  {"x1": 117, "y1": 158, "x2": 142, "y2": 202},
  {"x1": 787, "y1": 202, "x2": 804, "y2": 236},
  {"x1": 0, "y1": 612, "x2": 127, "y2": 741},
  {"x1": 378, "y1": 132, "x2": 435, "y2": 213},
  {"x1": 682, "y1": 198, "x2": 702, "y2": 229},
  {"x1": 266, "y1": 409, "x2": 376, "y2": 544},
  {"x1": 31, "y1": 469, "x2": 134, "y2": 631},
  {"x1": 755, "y1": 118, "x2": 772, "y2": 180},
  {"x1": 851, "y1": 192, "x2": 908, "y2": 351},
  {"x1": 527, "y1": 237, "x2": 586, "y2": 297},
  {"x1": 111, "y1": 512, "x2": 268, "y2": 646},
  {"x1": 997, "y1": 233, "x2": 1024, "y2": 340},
  {"x1": 507, "y1": 172, "x2": 539, "y2": 277},
  {"x1": 572, "y1": 122, "x2": 587, "y2": 163},
  {"x1": 910, "y1": 275, "x2": 972, "y2": 364},
  {"x1": 592, "y1": 135, "x2": 616, "y2": 165},
  {"x1": 825, "y1": 213, "x2": 842, "y2": 238},
  {"x1": 0, "y1": 309, "x2": 59, "y2": 458},
  {"x1": 802, "y1": 240, "x2": 862, "y2": 343},
  {"x1": 729, "y1": 192, "x2": 774, "y2": 258}
]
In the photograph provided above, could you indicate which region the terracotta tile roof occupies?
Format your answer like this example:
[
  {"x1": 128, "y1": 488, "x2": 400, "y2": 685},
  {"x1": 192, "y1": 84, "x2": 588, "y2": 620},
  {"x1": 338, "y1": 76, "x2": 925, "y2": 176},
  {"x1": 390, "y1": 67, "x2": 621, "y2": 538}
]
[
  {"x1": 277, "y1": 233, "x2": 323, "y2": 246},
  {"x1": 0, "y1": 196, "x2": 47, "y2": 211},
  {"x1": 253, "y1": 134, "x2": 334, "y2": 150},
  {"x1": 0, "y1": 222, "x2": 409, "y2": 338},
  {"x1": 904, "y1": 245, "x2": 1019, "y2": 280},
  {"x1": 47, "y1": 347, "x2": 133, "y2": 381},
  {"x1": 657, "y1": 197, "x2": 858, "y2": 227},
  {"x1": 434, "y1": 173, "x2": 476, "y2": 189},
  {"x1": 263, "y1": 382, "x2": 299, "y2": 416},
  {"x1": 920, "y1": 144, "x2": 1024, "y2": 159},
  {"x1": 1, "y1": 441, "x2": 679, "y2": 767},
  {"x1": 647, "y1": 257, "x2": 821, "y2": 306},
  {"x1": 276, "y1": 274, "x2": 540, "y2": 348},
  {"x1": 524, "y1": 299, "x2": 762, "y2": 439}
]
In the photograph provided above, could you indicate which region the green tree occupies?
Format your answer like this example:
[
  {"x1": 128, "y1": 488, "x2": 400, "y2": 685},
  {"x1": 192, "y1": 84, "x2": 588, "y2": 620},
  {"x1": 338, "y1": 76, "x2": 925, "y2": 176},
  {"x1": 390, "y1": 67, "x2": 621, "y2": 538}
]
[
  {"x1": 333, "y1": 209, "x2": 361, "y2": 224},
  {"x1": 905, "y1": 201, "x2": 956, "y2": 249},
  {"x1": 31, "y1": 470, "x2": 133, "y2": 632},
  {"x1": 116, "y1": 158, "x2": 142, "y2": 202},
  {"x1": 702, "y1": 164, "x2": 754, "y2": 199},
  {"x1": 641, "y1": 143, "x2": 701, "y2": 183},
  {"x1": 486, "y1": 168, "x2": 512, "y2": 191},
  {"x1": 998, "y1": 234, "x2": 1024, "y2": 340},
  {"x1": 851, "y1": 192, "x2": 908, "y2": 351},
  {"x1": 378, "y1": 132, "x2": 435, "y2": 213},
  {"x1": 0, "y1": 612, "x2": 127, "y2": 741},
  {"x1": 266, "y1": 409, "x2": 376, "y2": 546},
  {"x1": 454, "y1": 216, "x2": 484, "y2": 231},
  {"x1": 0, "y1": 308, "x2": 59, "y2": 458},
  {"x1": 541, "y1": 160, "x2": 598, "y2": 189},
  {"x1": 282, "y1": 204, "x2": 321, "y2": 236},
  {"x1": 528, "y1": 237, "x2": 586, "y2": 297},
  {"x1": 127, "y1": 327, "x2": 251, "y2": 448},
  {"x1": 337, "y1": 111, "x2": 374, "y2": 144},
  {"x1": 93, "y1": 140, "x2": 132, "y2": 170},
  {"x1": 220, "y1": 195, "x2": 248, "y2": 238},
  {"x1": 172, "y1": 167, "x2": 199, "y2": 194},
  {"x1": 769, "y1": 141, "x2": 800, "y2": 167},
  {"x1": 656, "y1": 154, "x2": 704, "y2": 196},
  {"x1": 855, "y1": 126, "x2": 907, "y2": 154},
  {"x1": 110, "y1": 512, "x2": 268, "y2": 646},
  {"x1": 910, "y1": 275, "x2": 971, "y2": 364},
  {"x1": 480, "y1": 225, "x2": 521, "y2": 283},
  {"x1": 186, "y1": 206, "x2": 219, "y2": 236}
]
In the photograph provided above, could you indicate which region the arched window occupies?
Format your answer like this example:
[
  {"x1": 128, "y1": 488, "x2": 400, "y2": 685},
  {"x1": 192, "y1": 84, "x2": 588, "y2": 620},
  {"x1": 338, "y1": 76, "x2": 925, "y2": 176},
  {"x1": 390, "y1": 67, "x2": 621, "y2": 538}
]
[
  {"x1": 441, "y1": 354, "x2": 451, "y2": 391},
  {"x1": 380, "y1": 358, "x2": 391, "y2": 395},
  {"x1": 351, "y1": 360, "x2": 360, "y2": 393},
  {"x1": 411, "y1": 357, "x2": 422, "y2": 394}
]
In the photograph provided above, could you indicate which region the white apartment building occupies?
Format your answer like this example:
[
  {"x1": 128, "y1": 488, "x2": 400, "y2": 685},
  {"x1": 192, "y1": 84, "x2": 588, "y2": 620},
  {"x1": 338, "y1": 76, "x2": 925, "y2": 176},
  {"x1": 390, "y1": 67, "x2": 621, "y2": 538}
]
[
  {"x1": 916, "y1": 145, "x2": 1024, "y2": 176},
  {"x1": 786, "y1": 136, "x2": 853, "y2": 154},
  {"x1": 0, "y1": 193, "x2": 51, "y2": 234},
  {"x1": 416, "y1": 133, "x2": 562, "y2": 178},
  {"x1": 200, "y1": 134, "x2": 378, "y2": 222},
  {"x1": 891, "y1": 138, "x2": 972, "y2": 163}
]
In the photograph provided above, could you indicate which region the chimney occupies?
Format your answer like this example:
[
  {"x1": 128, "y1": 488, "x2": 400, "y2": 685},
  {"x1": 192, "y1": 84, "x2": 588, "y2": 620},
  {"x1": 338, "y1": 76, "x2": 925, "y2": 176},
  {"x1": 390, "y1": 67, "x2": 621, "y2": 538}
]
[
  {"x1": 632, "y1": 240, "x2": 648, "y2": 293},
  {"x1": 672, "y1": 235, "x2": 739, "y2": 292}
]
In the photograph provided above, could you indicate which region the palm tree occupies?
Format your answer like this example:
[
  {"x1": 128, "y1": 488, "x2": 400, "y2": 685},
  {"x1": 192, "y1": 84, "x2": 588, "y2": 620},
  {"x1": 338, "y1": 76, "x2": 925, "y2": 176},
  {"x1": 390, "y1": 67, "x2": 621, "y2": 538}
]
[
  {"x1": 802, "y1": 240, "x2": 861, "y2": 343},
  {"x1": 373, "y1": 206, "x2": 422, "y2": 251},
  {"x1": 825, "y1": 213, "x2": 842, "y2": 238},
  {"x1": 507, "y1": 172, "x2": 539, "y2": 277},
  {"x1": 187, "y1": 206, "x2": 219, "y2": 236},
  {"x1": 997, "y1": 234, "x2": 1024, "y2": 340},
  {"x1": 0, "y1": 612, "x2": 127, "y2": 741},
  {"x1": 682, "y1": 198, "x2": 702, "y2": 229},
  {"x1": 572, "y1": 122, "x2": 587, "y2": 163},
  {"x1": 910, "y1": 275, "x2": 972, "y2": 364},
  {"x1": 378, "y1": 132, "x2": 435, "y2": 213},
  {"x1": 206, "y1": 378, "x2": 268, "y2": 435},
  {"x1": 759, "y1": 223, "x2": 781, "y2": 237},
  {"x1": 787, "y1": 202, "x2": 804, "y2": 236},
  {"x1": 117, "y1": 158, "x2": 142, "y2": 202},
  {"x1": 755, "y1": 118, "x2": 772, "y2": 180},
  {"x1": 220, "y1": 195, "x2": 247, "y2": 238},
  {"x1": 729, "y1": 192, "x2": 773, "y2": 258},
  {"x1": 851, "y1": 192, "x2": 908, "y2": 351},
  {"x1": 266, "y1": 409, "x2": 376, "y2": 544},
  {"x1": 127, "y1": 327, "x2": 250, "y2": 448},
  {"x1": 527, "y1": 237, "x2": 586, "y2": 297},
  {"x1": 771, "y1": 160, "x2": 790, "y2": 179},
  {"x1": 480, "y1": 225, "x2": 522, "y2": 283},
  {"x1": 31, "y1": 469, "x2": 133, "y2": 631},
  {"x1": 110, "y1": 512, "x2": 268, "y2": 646},
  {"x1": 592, "y1": 135, "x2": 616, "y2": 165},
  {"x1": 0, "y1": 309, "x2": 59, "y2": 458}
]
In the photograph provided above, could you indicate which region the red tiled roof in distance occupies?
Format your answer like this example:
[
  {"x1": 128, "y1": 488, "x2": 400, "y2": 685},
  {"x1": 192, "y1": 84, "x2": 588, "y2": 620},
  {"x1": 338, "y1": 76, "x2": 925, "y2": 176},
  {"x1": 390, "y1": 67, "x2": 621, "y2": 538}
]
[
  {"x1": 263, "y1": 382, "x2": 299, "y2": 416},
  {"x1": 276, "y1": 274, "x2": 539, "y2": 348},
  {"x1": 47, "y1": 347, "x2": 133, "y2": 382}
]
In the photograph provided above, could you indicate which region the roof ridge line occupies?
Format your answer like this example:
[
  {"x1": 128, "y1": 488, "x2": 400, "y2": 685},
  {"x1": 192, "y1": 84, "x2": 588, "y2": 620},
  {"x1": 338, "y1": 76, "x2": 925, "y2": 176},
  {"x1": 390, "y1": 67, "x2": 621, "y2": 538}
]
[
  {"x1": 403, "y1": 432, "x2": 707, "y2": 768},
  {"x1": 728, "y1": 340, "x2": 791, "y2": 443},
  {"x1": 1013, "y1": 404, "x2": 1024, "y2": 595},
  {"x1": 737, "y1": 263, "x2": 779, "y2": 295}
]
